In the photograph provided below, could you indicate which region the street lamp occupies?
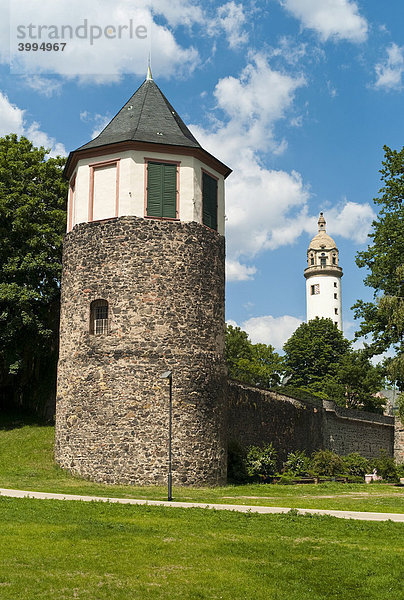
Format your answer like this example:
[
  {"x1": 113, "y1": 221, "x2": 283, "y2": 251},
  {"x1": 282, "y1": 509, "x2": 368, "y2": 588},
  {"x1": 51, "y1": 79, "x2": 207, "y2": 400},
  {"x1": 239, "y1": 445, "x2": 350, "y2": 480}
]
[{"x1": 160, "y1": 370, "x2": 173, "y2": 501}]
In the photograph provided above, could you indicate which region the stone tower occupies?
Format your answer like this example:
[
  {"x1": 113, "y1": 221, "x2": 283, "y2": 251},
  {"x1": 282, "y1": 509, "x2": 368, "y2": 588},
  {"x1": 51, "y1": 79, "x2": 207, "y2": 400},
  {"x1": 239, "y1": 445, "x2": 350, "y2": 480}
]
[
  {"x1": 55, "y1": 71, "x2": 232, "y2": 486},
  {"x1": 304, "y1": 213, "x2": 343, "y2": 330}
]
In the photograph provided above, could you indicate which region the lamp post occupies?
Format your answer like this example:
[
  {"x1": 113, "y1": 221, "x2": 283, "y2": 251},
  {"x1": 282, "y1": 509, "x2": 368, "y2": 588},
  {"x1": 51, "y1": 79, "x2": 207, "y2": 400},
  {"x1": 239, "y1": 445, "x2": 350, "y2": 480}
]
[{"x1": 160, "y1": 370, "x2": 173, "y2": 501}]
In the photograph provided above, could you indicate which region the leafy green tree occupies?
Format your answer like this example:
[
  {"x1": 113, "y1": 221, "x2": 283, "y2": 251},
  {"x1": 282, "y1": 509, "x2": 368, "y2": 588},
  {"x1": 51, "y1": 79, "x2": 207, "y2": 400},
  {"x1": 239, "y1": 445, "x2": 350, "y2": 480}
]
[
  {"x1": 353, "y1": 145, "x2": 404, "y2": 387},
  {"x1": 225, "y1": 324, "x2": 284, "y2": 388},
  {"x1": 283, "y1": 318, "x2": 351, "y2": 388},
  {"x1": 0, "y1": 135, "x2": 67, "y2": 415},
  {"x1": 322, "y1": 350, "x2": 385, "y2": 413}
]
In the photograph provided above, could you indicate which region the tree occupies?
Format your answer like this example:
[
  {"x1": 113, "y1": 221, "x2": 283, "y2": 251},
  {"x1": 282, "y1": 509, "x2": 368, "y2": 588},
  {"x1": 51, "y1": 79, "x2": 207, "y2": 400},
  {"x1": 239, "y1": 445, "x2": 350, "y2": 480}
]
[
  {"x1": 353, "y1": 145, "x2": 404, "y2": 387},
  {"x1": 283, "y1": 318, "x2": 351, "y2": 388},
  {"x1": 322, "y1": 350, "x2": 385, "y2": 413},
  {"x1": 0, "y1": 135, "x2": 67, "y2": 416},
  {"x1": 225, "y1": 324, "x2": 284, "y2": 388}
]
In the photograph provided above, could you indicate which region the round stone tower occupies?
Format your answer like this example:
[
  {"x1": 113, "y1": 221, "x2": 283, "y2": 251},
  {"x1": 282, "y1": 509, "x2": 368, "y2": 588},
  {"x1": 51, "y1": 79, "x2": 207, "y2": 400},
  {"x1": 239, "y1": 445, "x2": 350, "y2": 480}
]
[
  {"x1": 304, "y1": 213, "x2": 343, "y2": 330},
  {"x1": 55, "y1": 70, "x2": 231, "y2": 486}
]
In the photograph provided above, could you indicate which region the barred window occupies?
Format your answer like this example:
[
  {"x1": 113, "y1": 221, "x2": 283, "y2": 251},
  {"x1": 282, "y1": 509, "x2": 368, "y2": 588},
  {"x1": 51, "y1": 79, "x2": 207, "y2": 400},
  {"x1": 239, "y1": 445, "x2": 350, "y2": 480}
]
[
  {"x1": 311, "y1": 284, "x2": 320, "y2": 295},
  {"x1": 90, "y1": 299, "x2": 109, "y2": 335}
]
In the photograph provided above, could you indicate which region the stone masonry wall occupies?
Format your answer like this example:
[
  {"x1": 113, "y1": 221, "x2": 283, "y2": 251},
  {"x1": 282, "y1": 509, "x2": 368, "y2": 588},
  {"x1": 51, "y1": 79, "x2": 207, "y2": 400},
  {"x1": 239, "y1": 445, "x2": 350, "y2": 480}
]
[
  {"x1": 55, "y1": 217, "x2": 227, "y2": 486},
  {"x1": 322, "y1": 400, "x2": 395, "y2": 460},
  {"x1": 227, "y1": 381, "x2": 324, "y2": 465},
  {"x1": 394, "y1": 418, "x2": 404, "y2": 464},
  {"x1": 227, "y1": 381, "x2": 395, "y2": 464}
]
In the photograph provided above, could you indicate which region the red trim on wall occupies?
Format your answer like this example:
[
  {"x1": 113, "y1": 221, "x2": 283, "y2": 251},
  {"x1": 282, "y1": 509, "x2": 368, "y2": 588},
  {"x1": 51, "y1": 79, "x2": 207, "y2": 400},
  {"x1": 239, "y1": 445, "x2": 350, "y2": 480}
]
[
  {"x1": 144, "y1": 158, "x2": 181, "y2": 219},
  {"x1": 64, "y1": 141, "x2": 232, "y2": 180},
  {"x1": 88, "y1": 158, "x2": 121, "y2": 222}
]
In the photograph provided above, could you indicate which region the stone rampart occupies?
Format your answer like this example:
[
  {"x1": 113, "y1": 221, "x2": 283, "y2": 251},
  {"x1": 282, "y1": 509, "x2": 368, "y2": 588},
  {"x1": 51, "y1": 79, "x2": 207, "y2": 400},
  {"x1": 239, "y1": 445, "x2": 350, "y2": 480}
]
[{"x1": 55, "y1": 217, "x2": 227, "y2": 486}]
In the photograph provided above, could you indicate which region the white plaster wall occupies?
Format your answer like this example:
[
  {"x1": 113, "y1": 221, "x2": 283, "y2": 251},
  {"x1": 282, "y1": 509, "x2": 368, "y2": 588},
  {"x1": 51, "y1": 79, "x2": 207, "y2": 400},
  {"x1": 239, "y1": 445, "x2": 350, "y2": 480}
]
[
  {"x1": 306, "y1": 274, "x2": 343, "y2": 331},
  {"x1": 93, "y1": 164, "x2": 117, "y2": 221},
  {"x1": 68, "y1": 149, "x2": 225, "y2": 235}
]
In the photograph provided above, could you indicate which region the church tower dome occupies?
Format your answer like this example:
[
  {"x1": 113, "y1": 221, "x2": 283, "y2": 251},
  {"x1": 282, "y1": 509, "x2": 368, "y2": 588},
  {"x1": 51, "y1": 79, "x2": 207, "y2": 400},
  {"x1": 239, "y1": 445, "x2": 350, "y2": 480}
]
[
  {"x1": 304, "y1": 213, "x2": 343, "y2": 330},
  {"x1": 56, "y1": 72, "x2": 231, "y2": 486}
]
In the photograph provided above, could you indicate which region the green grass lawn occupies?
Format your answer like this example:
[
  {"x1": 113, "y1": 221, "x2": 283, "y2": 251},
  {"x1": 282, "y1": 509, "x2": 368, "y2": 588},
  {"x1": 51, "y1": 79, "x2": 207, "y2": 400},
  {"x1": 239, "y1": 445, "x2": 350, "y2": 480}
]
[
  {"x1": 1, "y1": 415, "x2": 404, "y2": 513},
  {"x1": 0, "y1": 496, "x2": 402, "y2": 600}
]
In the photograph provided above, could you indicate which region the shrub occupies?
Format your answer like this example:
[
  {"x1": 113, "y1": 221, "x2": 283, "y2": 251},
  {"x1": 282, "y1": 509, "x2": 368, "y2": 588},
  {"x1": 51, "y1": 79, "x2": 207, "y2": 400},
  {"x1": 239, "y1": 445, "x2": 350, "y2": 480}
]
[
  {"x1": 342, "y1": 453, "x2": 370, "y2": 477},
  {"x1": 283, "y1": 450, "x2": 310, "y2": 477},
  {"x1": 311, "y1": 449, "x2": 345, "y2": 476},
  {"x1": 371, "y1": 450, "x2": 399, "y2": 482},
  {"x1": 245, "y1": 443, "x2": 278, "y2": 480}
]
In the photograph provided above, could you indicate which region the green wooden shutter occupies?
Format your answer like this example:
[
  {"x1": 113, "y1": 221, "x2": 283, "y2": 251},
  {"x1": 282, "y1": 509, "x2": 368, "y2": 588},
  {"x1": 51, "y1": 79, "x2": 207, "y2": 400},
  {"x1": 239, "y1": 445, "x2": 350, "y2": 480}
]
[
  {"x1": 147, "y1": 162, "x2": 177, "y2": 218},
  {"x1": 162, "y1": 164, "x2": 177, "y2": 218},
  {"x1": 202, "y1": 172, "x2": 218, "y2": 231}
]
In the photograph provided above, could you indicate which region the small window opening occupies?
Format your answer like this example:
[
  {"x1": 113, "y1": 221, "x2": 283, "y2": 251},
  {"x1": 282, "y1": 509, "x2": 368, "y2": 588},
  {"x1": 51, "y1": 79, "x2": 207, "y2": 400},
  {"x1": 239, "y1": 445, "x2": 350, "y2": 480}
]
[
  {"x1": 311, "y1": 284, "x2": 320, "y2": 295},
  {"x1": 334, "y1": 321, "x2": 338, "y2": 326},
  {"x1": 334, "y1": 282, "x2": 337, "y2": 288},
  {"x1": 320, "y1": 257, "x2": 326, "y2": 267},
  {"x1": 334, "y1": 308, "x2": 338, "y2": 315},
  {"x1": 332, "y1": 254, "x2": 337, "y2": 265},
  {"x1": 334, "y1": 293, "x2": 338, "y2": 300},
  {"x1": 90, "y1": 299, "x2": 109, "y2": 335}
]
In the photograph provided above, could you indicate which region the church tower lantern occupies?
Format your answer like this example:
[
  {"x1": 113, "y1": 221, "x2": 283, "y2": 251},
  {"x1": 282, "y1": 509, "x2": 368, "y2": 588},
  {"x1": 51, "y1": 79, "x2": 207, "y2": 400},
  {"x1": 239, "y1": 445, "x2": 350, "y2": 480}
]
[
  {"x1": 304, "y1": 212, "x2": 343, "y2": 330},
  {"x1": 55, "y1": 71, "x2": 231, "y2": 486}
]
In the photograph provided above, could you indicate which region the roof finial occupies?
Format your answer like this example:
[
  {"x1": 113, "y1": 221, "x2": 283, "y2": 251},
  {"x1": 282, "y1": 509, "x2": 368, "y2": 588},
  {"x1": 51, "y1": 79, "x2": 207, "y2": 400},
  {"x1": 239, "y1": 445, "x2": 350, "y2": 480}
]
[
  {"x1": 147, "y1": 53, "x2": 153, "y2": 81},
  {"x1": 318, "y1": 212, "x2": 326, "y2": 232}
]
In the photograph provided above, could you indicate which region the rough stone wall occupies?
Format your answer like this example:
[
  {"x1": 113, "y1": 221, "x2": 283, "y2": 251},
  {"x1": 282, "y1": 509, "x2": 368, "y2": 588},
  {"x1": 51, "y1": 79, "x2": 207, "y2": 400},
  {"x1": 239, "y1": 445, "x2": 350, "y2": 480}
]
[
  {"x1": 394, "y1": 418, "x2": 404, "y2": 464},
  {"x1": 55, "y1": 216, "x2": 227, "y2": 486},
  {"x1": 227, "y1": 381, "x2": 394, "y2": 463},
  {"x1": 227, "y1": 381, "x2": 324, "y2": 465},
  {"x1": 322, "y1": 400, "x2": 395, "y2": 460}
]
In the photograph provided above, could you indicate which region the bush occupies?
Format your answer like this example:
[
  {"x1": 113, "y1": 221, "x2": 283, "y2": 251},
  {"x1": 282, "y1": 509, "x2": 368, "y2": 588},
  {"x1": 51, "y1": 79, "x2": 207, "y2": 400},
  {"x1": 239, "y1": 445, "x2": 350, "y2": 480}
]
[
  {"x1": 245, "y1": 443, "x2": 278, "y2": 480},
  {"x1": 311, "y1": 449, "x2": 345, "y2": 476},
  {"x1": 283, "y1": 450, "x2": 310, "y2": 477},
  {"x1": 342, "y1": 453, "x2": 370, "y2": 477},
  {"x1": 371, "y1": 450, "x2": 399, "y2": 482}
]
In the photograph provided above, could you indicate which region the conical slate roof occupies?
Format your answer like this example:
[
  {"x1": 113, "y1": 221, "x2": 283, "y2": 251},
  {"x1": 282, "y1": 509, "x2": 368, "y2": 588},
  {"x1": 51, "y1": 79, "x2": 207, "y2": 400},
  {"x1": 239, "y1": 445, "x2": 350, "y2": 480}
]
[{"x1": 77, "y1": 78, "x2": 202, "y2": 152}]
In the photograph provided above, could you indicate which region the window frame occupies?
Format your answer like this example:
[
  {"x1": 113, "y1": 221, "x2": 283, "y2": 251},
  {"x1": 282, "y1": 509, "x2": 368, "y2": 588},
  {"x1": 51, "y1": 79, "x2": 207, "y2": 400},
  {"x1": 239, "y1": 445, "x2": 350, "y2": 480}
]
[
  {"x1": 88, "y1": 158, "x2": 120, "y2": 223},
  {"x1": 144, "y1": 158, "x2": 180, "y2": 220},
  {"x1": 90, "y1": 299, "x2": 110, "y2": 336}
]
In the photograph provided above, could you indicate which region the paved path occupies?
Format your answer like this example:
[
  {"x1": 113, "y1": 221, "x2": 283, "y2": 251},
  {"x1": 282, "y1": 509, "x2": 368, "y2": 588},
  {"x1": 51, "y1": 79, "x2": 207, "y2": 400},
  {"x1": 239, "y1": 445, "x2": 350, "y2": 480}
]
[{"x1": 1, "y1": 488, "x2": 403, "y2": 522}]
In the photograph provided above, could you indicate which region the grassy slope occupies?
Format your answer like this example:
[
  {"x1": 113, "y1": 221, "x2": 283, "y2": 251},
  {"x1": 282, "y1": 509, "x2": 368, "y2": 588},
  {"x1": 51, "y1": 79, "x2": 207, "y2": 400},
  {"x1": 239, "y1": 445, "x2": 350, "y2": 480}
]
[
  {"x1": 0, "y1": 496, "x2": 403, "y2": 600},
  {"x1": 0, "y1": 418, "x2": 403, "y2": 513}
]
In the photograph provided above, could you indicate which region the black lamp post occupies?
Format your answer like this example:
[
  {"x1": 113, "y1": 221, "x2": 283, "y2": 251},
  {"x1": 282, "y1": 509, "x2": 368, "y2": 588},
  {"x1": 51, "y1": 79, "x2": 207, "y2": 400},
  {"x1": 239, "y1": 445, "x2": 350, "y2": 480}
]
[{"x1": 160, "y1": 370, "x2": 173, "y2": 501}]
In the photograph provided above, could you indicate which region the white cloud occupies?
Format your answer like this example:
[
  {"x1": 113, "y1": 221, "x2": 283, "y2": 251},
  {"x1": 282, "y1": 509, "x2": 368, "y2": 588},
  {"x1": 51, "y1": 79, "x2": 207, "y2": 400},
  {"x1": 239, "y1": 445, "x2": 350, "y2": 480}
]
[
  {"x1": 323, "y1": 201, "x2": 375, "y2": 244},
  {"x1": 189, "y1": 53, "x2": 309, "y2": 274},
  {"x1": 23, "y1": 76, "x2": 63, "y2": 97},
  {"x1": 375, "y1": 43, "x2": 404, "y2": 90},
  {"x1": 232, "y1": 315, "x2": 303, "y2": 350},
  {"x1": 216, "y1": 2, "x2": 248, "y2": 49},
  {"x1": 226, "y1": 260, "x2": 257, "y2": 282},
  {"x1": 280, "y1": 0, "x2": 368, "y2": 43},
  {"x1": 6, "y1": 0, "x2": 200, "y2": 83},
  {"x1": 0, "y1": 91, "x2": 66, "y2": 157}
]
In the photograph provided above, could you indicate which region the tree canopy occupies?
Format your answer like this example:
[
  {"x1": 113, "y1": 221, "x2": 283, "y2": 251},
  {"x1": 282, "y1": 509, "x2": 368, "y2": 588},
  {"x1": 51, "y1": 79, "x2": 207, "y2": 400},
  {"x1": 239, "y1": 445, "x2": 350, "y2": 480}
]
[
  {"x1": 283, "y1": 318, "x2": 351, "y2": 388},
  {"x1": 0, "y1": 134, "x2": 67, "y2": 415},
  {"x1": 225, "y1": 324, "x2": 284, "y2": 388},
  {"x1": 352, "y1": 145, "x2": 404, "y2": 388}
]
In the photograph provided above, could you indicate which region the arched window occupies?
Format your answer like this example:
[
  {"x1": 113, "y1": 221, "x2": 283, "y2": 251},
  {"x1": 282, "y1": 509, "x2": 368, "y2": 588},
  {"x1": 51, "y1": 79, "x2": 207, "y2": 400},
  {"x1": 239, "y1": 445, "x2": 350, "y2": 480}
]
[
  {"x1": 90, "y1": 299, "x2": 109, "y2": 335},
  {"x1": 320, "y1": 253, "x2": 326, "y2": 267},
  {"x1": 332, "y1": 254, "x2": 337, "y2": 265},
  {"x1": 310, "y1": 253, "x2": 314, "y2": 265}
]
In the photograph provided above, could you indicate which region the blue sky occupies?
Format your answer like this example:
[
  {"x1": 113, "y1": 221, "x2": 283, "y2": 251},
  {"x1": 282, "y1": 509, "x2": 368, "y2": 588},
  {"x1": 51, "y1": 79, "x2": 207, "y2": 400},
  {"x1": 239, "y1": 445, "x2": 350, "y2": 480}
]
[{"x1": 1, "y1": 0, "x2": 403, "y2": 352}]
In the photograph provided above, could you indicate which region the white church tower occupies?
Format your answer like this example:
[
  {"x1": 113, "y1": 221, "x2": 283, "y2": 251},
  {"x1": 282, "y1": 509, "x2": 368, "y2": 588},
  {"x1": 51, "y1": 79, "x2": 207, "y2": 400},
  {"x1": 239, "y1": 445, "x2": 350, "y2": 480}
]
[{"x1": 304, "y1": 213, "x2": 343, "y2": 330}]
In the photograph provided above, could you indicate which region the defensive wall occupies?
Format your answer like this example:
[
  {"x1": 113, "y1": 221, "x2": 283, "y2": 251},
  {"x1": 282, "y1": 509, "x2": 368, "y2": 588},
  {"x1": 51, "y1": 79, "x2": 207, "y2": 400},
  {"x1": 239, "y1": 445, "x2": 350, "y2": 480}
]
[{"x1": 227, "y1": 381, "x2": 396, "y2": 463}]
